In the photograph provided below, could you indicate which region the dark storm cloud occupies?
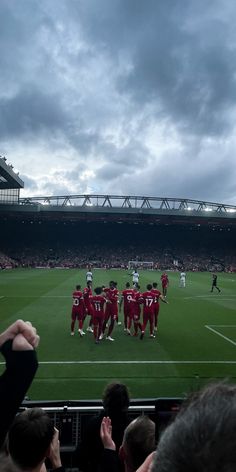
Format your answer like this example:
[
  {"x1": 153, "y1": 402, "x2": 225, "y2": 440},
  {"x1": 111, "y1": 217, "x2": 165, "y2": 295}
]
[
  {"x1": 69, "y1": 0, "x2": 236, "y2": 136},
  {"x1": 0, "y1": 88, "x2": 66, "y2": 138}
]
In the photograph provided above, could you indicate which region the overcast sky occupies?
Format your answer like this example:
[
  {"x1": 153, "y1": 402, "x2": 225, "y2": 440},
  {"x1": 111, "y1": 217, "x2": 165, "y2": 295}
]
[{"x1": 1, "y1": 0, "x2": 236, "y2": 204}]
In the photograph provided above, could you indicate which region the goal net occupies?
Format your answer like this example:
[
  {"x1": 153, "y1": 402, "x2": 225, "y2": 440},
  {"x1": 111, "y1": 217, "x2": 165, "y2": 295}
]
[{"x1": 128, "y1": 261, "x2": 154, "y2": 270}]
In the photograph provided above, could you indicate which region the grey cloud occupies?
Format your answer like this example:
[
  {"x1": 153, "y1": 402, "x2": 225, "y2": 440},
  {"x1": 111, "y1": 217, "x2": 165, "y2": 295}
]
[
  {"x1": 0, "y1": 87, "x2": 66, "y2": 138},
  {"x1": 68, "y1": 0, "x2": 236, "y2": 136}
]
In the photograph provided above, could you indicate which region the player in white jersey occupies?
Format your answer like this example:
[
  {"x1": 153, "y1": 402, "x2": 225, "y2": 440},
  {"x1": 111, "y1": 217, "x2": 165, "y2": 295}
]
[
  {"x1": 86, "y1": 270, "x2": 93, "y2": 284},
  {"x1": 179, "y1": 271, "x2": 186, "y2": 288},
  {"x1": 132, "y1": 269, "x2": 140, "y2": 287}
]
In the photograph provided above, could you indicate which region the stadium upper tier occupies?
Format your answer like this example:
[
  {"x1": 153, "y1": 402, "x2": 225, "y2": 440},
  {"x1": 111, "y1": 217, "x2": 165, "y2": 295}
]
[{"x1": 0, "y1": 194, "x2": 236, "y2": 226}]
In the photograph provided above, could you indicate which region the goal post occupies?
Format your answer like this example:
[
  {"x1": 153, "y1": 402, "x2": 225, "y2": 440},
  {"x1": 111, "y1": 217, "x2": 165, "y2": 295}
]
[{"x1": 128, "y1": 261, "x2": 154, "y2": 270}]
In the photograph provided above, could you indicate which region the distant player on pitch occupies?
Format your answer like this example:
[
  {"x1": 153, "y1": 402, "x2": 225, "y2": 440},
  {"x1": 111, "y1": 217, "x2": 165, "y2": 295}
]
[
  {"x1": 161, "y1": 272, "x2": 169, "y2": 297},
  {"x1": 211, "y1": 273, "x2": 221, "y2": 293},
  {"x1": 132, "y1": 269, "x2": 140, "y2": 287},
  {"x1": 179, "y1": 271, "x2": 186, "y2": 288},
  {"x1": 86, "y1": 269, "x2": 93, "y2": 284}
]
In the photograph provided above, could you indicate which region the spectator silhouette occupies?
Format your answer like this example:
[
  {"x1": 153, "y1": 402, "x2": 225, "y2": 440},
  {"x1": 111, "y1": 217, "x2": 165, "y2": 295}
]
[
  {"x1": 7, "y1": 408, "x2": 63, "y2": 472},
  {"x1": 0, "y1": 320, "x2": 39, "y2": 449},
  {"x1": 100, "y1": 415, "x2": 156, "y2": 472},
  {"x1": 76, "y1": 382, "x2": 130, "y2": 472}
]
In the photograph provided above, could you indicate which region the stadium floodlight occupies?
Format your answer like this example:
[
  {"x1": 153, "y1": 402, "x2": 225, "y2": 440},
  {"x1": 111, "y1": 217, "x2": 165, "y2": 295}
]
[{"x1": 204, "y1": 208, "x2": 213, "y2": 212}]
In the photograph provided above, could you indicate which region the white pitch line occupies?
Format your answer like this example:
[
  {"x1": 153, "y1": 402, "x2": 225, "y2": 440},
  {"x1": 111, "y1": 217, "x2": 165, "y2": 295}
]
[
  {"x1": 205, "y1": 325, "x2": 236, "y2": 347},
  {"x1": 184, "y1": 295, "x2": 236, "y2": 300},
  {"x1": 210, "y1": 325, "x2": 236, "y2": 328},
  {"x1": 1, "y1": 360, "x2": 236, "y2": 366}
]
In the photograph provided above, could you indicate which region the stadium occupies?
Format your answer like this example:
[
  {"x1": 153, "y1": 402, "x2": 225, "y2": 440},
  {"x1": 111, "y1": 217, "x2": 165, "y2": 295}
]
[{"x1": 1, "y1": 157, "x2": 236, "y2": 467}]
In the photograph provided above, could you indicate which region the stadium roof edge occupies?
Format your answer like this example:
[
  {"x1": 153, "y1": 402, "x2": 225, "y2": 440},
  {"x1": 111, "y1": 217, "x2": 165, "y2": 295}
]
[
  {"x1": 17, "y1": 194, "x2": 236, "y2": 213},
  {"x1": 0, "y1": 157, "x2": 24, "y2": 189}
]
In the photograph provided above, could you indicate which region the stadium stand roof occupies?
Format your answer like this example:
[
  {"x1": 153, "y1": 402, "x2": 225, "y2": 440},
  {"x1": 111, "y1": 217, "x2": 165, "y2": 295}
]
[
  {"x1": 0, "y1": 193, "x2": 236, "y2": 226},
  {"x1": 0, "y1": 157, "x2": 24, "y2": 189}
]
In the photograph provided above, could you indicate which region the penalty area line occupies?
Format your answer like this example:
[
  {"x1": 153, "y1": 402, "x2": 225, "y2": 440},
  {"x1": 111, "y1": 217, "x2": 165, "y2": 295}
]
[{"x1": 205, "y1": 325, "x2": 236, "y2": 347}]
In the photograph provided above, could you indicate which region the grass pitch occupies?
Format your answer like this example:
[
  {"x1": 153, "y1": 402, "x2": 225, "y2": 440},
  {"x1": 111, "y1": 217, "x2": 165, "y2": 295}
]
[{"x1": 0, "y1": 268, "x2": 236, "y2": 400}]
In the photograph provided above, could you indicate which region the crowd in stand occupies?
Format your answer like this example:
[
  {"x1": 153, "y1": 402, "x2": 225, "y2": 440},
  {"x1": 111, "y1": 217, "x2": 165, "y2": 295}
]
[
  {"x1": 0, "y1": 244, "x2": 236, "y2": 271},
  {"x1": 1, "y1": 320, "x2": 236, "y2": 472}
]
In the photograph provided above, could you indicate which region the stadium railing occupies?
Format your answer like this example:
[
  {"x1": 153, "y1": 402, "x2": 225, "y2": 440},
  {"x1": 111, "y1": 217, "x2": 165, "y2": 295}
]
[{"x1": 20, "y1": 397, "x2": 183, "y2": 467}]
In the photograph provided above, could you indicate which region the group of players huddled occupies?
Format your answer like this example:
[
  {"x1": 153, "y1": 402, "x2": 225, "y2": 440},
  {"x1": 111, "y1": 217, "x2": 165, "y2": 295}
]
[{"x1": 70, "y1": 270, "x2": 169, "y2": 343}]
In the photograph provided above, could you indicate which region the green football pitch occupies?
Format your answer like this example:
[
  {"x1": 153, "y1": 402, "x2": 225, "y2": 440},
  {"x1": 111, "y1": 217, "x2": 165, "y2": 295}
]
[{"x1": 0, "y1": 268, "x2": 236, "y2": 401}]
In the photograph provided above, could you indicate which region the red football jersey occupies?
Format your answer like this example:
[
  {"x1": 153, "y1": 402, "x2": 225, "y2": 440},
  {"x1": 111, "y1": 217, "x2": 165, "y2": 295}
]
[
  {"x1": 72, "y1": 290, "x2": 84, "y2": 307},
  {"x1": 140, "y1": 291, "x2": 156, "y2": 312},
  {"x1": 83, "y1": 286, "x2": 93, "y2": 308},
  {"x1": 161, "y1": 274, "x2": 169, "y2": 286},
  {"x1": 105, "y1": 287, "x2": 119, "y2": 305},
  {"x1": 122, "y1": 289, "x2": 135, "y2": 306},
  {"x1": 91, "y1": 295, "x2": 106, "y2": 313},
  {"x1": 151, "y1": 288, "x2": 162, "y2": 305}
]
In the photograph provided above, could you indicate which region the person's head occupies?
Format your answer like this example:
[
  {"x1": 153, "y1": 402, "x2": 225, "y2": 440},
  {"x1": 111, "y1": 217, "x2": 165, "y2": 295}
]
[
  {"x1": 109, "y1": 280, "x2": 115, "y2": 288},
  {"x1": 76, "y1": 284, "x2": 81, "y2": 290},
  {"x1": 120, "y1": 416, "x2": 156, "y2": 472},
  {"x1": 94, "y1": 286, "x2": 102, "y2": 295},
  {"x1": 102, "y1": 382, "x2": 130, "y2": 414},
  {"x1": 152, "y1": 382, "x2": 236, "y2": 472},
  {"x1": 152, "y1": 283, "x2": 157, "y2": 288},
  {"x1": 126, "y1": 282, "x2": 130, "y2": 288},
  {"x1": 8, "y1": 408, "x2": 55, "y2": 470},
  {"x1": 147, "y1": 284, "x2": 152, "y2": 291}
]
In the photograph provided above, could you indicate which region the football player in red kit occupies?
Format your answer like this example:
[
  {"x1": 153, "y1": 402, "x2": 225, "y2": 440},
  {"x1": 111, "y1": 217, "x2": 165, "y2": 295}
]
[
  {"x1": 140, "y1": 284, "x2": 168, "y2": 339},
  {"x1": 161, "y1": 272, "x2": 169, "y2": 297},
  {"x1": 151, "y1": 282, "x2": 168, "y2": 334},
  {"x1": 119, "y1": 282, "x2": 135, "y2": 333},
  {"x1": 83, "y1": 281, "x2": 94, "y2": 333},
  {"x1": 132, "y1": 284, "x2": 143, "y2": 336},
  {"x1": 91, "y1": 287, "x2": 106, "y2": 344},
  {"x1": 70, "y1": 285, "x2": 86, "y2": 336},
  {"x1": 101, "y1": 281, "x2": 119, "y2": 341}
]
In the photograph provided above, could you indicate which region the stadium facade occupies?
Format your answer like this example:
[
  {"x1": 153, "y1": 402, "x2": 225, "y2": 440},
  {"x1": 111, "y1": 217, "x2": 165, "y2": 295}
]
[{"x1": 0, "y1": 157, "x2": 236, "y2": 272}]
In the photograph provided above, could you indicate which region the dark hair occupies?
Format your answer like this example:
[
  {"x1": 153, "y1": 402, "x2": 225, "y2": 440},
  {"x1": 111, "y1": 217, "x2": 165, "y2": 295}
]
[
  {"x1": 8, "y1": 408, "x2": 55, "y2": 469},
  {"x1": 125, "y1": 282, "x2": 130, "y2": 288},
  {"x1": 76, "y1": 285, "x2": 81, "y2": 290},
  {"x1": 102, "y1": 382, "x2": 130, "y2": 413},
  {"x1": 123, "y1": 416, "x2": 156, "y2": 471},
  {"x1": 152, "y1": 382, "x2": 236, "y2": 472},
  {"x1": 153, "y1": 282, "x2": 157, "y2": 288},
  {"x1": 94, "y1": 287, "x2": 102, "y2": 295},
  {"x1": 147, "y1": 284, "x2": 152, "y2": 290}
]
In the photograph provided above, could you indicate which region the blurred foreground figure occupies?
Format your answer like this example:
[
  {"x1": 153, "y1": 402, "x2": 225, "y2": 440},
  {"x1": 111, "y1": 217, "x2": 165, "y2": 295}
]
[
  {"x1": 0, "y1": 319, "x2": 39, "y2": 448},
  {"x1": 152, "y1": 382, "x2": 236, "y2": 472}
]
